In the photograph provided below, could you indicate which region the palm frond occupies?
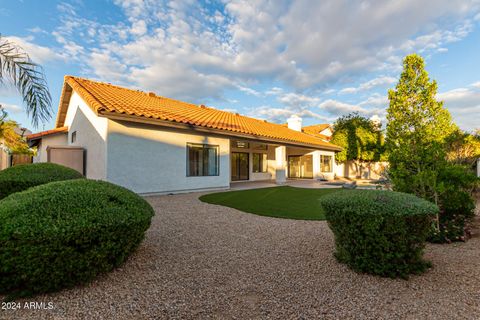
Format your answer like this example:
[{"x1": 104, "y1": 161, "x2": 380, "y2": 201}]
[{"x1": 0, "y1": 35, "x2": 52, "y2": 128}]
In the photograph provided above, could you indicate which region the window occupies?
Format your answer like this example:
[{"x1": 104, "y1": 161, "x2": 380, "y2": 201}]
[
  {"x1": 253, "y1": 153, "x2": 268, "y2": 173},
  {"x1": 231, "y1": 140, "x2": 249, "y2": 149},
  {"x1": 320, "y1": 155, "x2": 332, "y2": 173},
  {"x1": 71, "y1": 131, "x2": 77, "y2": 143},
  {"x1": 187, "y1": 143, "x2": 219, "y2": 176}
]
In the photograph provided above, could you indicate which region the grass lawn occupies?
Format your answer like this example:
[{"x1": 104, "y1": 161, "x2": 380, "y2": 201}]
[{"x1": 199, "y1": 186, "x2": 341, "y2": 220}]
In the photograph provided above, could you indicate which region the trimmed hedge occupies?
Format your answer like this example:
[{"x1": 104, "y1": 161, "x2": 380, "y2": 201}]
[
  {"x1": 0, "y1": 163, "x2": 84, "y2": 199},
  {"x1": 320, "y1": 190, "x2": 438, "y2": 278},
  {"x1": 0, "y1": 179, "x2": 154, "y2": 298}
]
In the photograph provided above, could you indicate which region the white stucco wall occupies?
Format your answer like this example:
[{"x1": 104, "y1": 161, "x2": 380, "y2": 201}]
[
  {"x1": 33, "y1": 133, "x2": 68, "y2": 163},
  {"x1": 64, "y1": 92, "x2": 108, "y2": 180},
  {"x1": 106, "y1": 120, "x2": 231, "y2": 194}
]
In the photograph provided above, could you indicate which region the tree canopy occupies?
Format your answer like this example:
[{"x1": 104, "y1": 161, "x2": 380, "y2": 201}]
[
  {"x1": 0, "y1": 107, "x2": 30, "y2": 153},
  {"x1": 330, "y1": 112, "x2": 385, "y2": 163},
  {"x1": 386, "y1": 54, "x2": 457, "y2": 198}
]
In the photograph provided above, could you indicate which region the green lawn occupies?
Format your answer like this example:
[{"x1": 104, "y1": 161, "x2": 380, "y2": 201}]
[{"x1": 199, "y1": 186, "x2": 341, "y2": 220}]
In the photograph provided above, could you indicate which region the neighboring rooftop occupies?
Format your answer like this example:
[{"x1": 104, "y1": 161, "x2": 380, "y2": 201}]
[
  {"x1": 302, "y1": 124, "x2": 333, "y2": 141},
  {"x1": 55, "y1": 76, "x2": 341, "y2": 150},
  {"x1": 26, "y1": 126, "x2": 68, "y2": 141}
]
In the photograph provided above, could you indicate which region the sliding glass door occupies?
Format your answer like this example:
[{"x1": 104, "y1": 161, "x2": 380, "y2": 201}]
[
  {"x1": 231, "y1": 152, "x2": 249, "y2": 181},
  {"x1": 288, "y1": 155, "x2": 313, "y2": 178}
]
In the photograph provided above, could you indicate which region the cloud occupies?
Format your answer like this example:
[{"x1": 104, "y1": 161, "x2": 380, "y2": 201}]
[
  {"x1": 277, "y1": 92, "x2": 320, "y2": 107},
  {"x1": 438, "y1": 85, "x2": 480, "y2": 131},
  {"x1": 339, "y1": 76, "x2": 397, "y2": 94},
  {"x1": 249, "y1": 105, "x2": 331, "y2": 123},
  {"x1": 318, "y1": 99, "x2": 370, "y2": 116},
  {"x1": 0, "y1": 102, "x2": 22, "y2": 114},
  {"x1": 236, "y1": 85, "x2": 262, "y2": 97},
  {"x1": 40, "y1": 0, "x2": 479, "y2": 104},
  {"x1": 4, "y1": 36, "x2": 62, "y2": 64}
]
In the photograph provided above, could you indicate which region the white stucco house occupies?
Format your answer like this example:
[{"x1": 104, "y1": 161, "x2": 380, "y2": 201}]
[{"x1": 28, "y1": 76, "x2": 342, "y2": 195}]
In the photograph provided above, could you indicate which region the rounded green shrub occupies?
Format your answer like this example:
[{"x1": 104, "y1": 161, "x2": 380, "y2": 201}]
[
  {"x1": 320, "y1": 190, "x2": 438, "y2": 278},
  {"x1": 0, "y1": 163, "x2": 84, "y2": 199},
  {"x1": 0, "y1": 179, "x2": 154, "y2": 298}
]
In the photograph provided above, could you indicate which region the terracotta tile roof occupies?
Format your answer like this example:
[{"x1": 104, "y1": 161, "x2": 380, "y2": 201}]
[
  {"x1": 56, "y1": 76, "x2": 341, "y2": 150},
  {"x1": 302, "y1": 124, "x2": 333, "y2": 141},
  {"x1": 26, "y1": 126, "x2": 68, "y2": 140}
]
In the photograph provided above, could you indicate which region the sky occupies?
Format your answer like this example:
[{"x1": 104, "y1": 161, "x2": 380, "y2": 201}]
[{"x1": 1, "y1": 0, "x2": 479, "y2": 132}]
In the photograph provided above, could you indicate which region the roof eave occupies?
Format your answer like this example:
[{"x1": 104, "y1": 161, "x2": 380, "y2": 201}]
[{"x1": 99, "y1": 111, "x2": 342, "y2": 151}]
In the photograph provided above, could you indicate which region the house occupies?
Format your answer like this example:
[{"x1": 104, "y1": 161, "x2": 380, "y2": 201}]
[{"x1": 28, "y1": 76, "x2": 342, "y2": 194}]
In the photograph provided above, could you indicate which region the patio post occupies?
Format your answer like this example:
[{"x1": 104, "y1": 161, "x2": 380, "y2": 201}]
[{"x1": 275, "y1": 145, "x2": 287, "y2": 184}]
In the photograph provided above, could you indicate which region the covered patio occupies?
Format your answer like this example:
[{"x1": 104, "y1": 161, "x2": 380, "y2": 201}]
[{"x1": 229, "y1": 139, "x2": 338, "y2": 185}]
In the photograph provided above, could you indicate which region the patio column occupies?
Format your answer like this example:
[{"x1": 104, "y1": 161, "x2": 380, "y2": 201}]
[
  {"x1": 275, "y1": 145, "x2": 287, "y2": 184},
  {"x1": 312, "y1": 151, "x2": 321, "y2": 180}
]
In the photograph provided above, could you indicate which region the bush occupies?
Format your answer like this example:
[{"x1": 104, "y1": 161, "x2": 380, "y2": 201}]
[
  {"x1": 0, "y1": 163, "x2": 84, "y2": 199},
  {"x1": 320, "y1": 190, "x2": 438, "y2": 278},
  {"x1": 429, "y1": 164, "x2": 479, "y2": 243},
  {"x1": 0, "y1": 179, "x2": 154, "y2": 298}
]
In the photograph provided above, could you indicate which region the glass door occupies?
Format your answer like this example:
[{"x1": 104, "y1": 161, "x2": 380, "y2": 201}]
[
  {"x1": 288, "y1": 155, "x2": 313, "y2": 178},
  {"x1": 231, "y1": 152, "x2": 249, "y2": 181}
]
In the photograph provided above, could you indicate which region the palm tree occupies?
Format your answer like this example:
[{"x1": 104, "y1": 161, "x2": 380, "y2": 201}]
[{"x1": 0, "y1": 35, "x2": 52, "y2": 128}]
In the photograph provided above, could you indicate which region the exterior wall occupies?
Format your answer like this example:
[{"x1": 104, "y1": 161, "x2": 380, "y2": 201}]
[
  {"x1": 64, "y1": 92, "x2": 108, "y2": 180},
  {"x1": 335, "y1": 160, "x2": 388, "y2": 179},
  {"x1": 33, "y1": 134, "x2": 68, "y2": 163},
  {"x1": 106, "y1": 120, "x2": 230, "y2": 194}
]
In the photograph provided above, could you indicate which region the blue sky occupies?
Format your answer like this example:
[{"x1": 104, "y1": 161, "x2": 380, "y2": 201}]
[{"x1": 1, "y1": 0, "x2": 480, "y2": 132}]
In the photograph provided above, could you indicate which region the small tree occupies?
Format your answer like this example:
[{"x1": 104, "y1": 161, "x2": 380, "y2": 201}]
[
  {"x1": 0, "y1": 106, "x2": 30, "y2": 153},
  {"x1": 387, "y1": 54, "x2": 456, "y2": 198},
  {"x1": 331, "y1": 112, "x2": 385, "y2": 178},
  {"x1": 446, "y1": 129, "x2": 480, "y2": 170},
  {"x1": 387, "y1": 54, "x2": 477, "y2": 241}
]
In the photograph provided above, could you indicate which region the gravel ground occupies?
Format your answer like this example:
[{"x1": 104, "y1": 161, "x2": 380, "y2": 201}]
[{"x1": 2, "y1": 192, "x2": 480, "y2": 320}]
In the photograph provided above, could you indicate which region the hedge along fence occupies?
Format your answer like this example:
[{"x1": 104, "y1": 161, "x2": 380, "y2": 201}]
[
  {"x1": 0, "y1": 163, "x2": 84, "y2": 199},
  {"x1": 320, "y1": 190, "x2": 439, "y2": 278},
  {"x1": 0, "y1": 179, "x2": 154, "y2": 298}
]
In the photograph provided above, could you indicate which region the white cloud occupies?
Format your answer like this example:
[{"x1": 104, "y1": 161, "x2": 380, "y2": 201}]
[
  {"x1": 277, "y1": 92, "x2": 320, "y2": 107},
  {"x1": 236, "y1": 85, "x2": 262, "y2": 97},
  {"x1": 130, "y1": 20, "x2": 147, "y2": 35},
  {"x1": 471, "y1": 81, "x2": 480, "y2": 89},
  {"x1": 249, "y1": 105, "x2": 331, "y2": 123},
  {"x1": 4, "y1": 36, "x2": 62, "y2": 64},
  {"x1": 0, "y1": 102, "x2": 22, "y2": 114},
  {"x1": 339, "y1": 76, "x2": 397, "y2": 94},
  {"x1": 438, "y1": 86, "x2": 480, "y2": 131},
  {"x1": 318, "y1": 99, "x2": 370, "y2": 116},
  {"x1": 41, "y1": 0, "x2": 479, "y2": 104}
]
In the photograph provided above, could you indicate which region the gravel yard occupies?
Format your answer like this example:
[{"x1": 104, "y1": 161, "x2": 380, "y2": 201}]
[{"x1": 2, "y1": 192, "x2": 480, "y2": 319}]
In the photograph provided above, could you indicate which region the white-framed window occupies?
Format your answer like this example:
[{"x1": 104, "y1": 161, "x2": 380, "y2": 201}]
[{"x1": 187, "y1": 143, "x2": 219, "y2": 176}]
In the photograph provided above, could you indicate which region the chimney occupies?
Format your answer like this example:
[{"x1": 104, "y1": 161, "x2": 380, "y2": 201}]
[{"x1": 287, "y1": 115, "x2": 302, "y2": 132}]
